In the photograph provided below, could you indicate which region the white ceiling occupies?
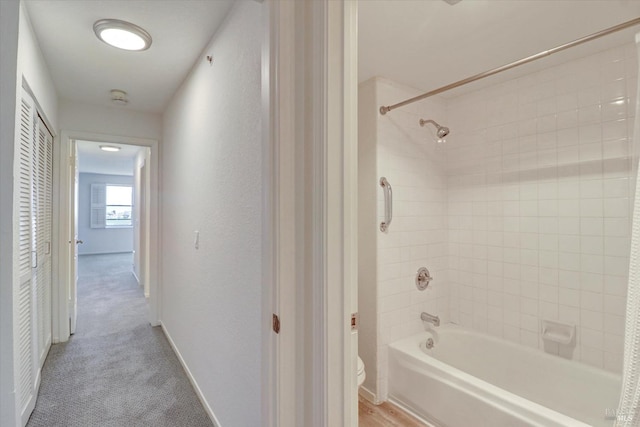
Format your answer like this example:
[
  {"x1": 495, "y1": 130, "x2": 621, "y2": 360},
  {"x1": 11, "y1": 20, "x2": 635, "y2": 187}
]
[
  {"x1": 25, "y1": 0, "x2": 234, "y2": 113},
  {"x1": 359, "y1": 0, "x2": 640, "y2": 100},
  {"x1": 77, "y1": 140, "x2": 142, "y2": 176},
  {"x1": 23, "y1": 1, "x2": 640, "y2": 114}
]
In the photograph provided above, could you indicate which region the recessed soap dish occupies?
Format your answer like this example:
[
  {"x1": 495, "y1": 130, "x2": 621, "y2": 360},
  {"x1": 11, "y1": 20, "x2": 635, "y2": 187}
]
[{"x1": 541, "y1": 319, "x2": 575, "y2": 345}]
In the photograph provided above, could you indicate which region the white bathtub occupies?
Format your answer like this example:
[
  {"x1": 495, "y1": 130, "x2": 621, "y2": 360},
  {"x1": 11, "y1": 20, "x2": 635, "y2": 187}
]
[{"x1": 388, "y1": 325, "x2": 622, "y2": 427}]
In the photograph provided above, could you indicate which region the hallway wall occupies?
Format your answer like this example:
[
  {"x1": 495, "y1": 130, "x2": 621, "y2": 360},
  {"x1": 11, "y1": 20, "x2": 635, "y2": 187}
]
[
  {"x1": 160, "y1": 1, "x2": 263, "y2": 426},
  {"x1": 0, "y1": 3, "x2": 20, "y2": 425},
  {"x1": 2, "y1": 3, "x2": 59, "y2": 426},
  {"x1": 17, "y1": 2, "x2": 58, "y2": 127},
  {"x1": 59, "y1": 99, "x2": 161, "y2": 140}
]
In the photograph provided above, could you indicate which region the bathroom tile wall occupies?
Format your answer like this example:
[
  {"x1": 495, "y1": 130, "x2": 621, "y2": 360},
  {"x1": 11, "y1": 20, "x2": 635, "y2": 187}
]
[
  {"x1": 445, "y1": 42, "x2": 637, "y2": 373},
  {"x1": 374, "y1": 78, "x2": 449, "y2": 399}
]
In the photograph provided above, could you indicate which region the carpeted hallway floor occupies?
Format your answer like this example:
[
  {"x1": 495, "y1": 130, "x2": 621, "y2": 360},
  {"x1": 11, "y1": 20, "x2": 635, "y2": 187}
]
[{"x1": 27, "y1": 253, "x2": 214, "y2": 427}]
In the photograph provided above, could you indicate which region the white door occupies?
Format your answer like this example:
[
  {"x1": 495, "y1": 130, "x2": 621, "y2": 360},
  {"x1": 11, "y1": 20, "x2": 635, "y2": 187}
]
[
  {"x1": 15, "y1": 89, "x2": 54, "y2": 426},
  {"x1": 34, "y1": 115, "x2": 53, "y2": 365},
  {"x1": 69, "y1": 140, "x2": 79, "y2": 334},
  {"x1": 17, "y1": 91, "x2": 37, "y2": 425},
  {"x1": 139, "y1": 162, "x2": 147, "y2": 296}
]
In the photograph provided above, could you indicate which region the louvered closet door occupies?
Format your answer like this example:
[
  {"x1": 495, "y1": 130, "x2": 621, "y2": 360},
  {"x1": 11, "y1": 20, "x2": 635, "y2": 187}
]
[
  {"x1": 16, "y1": 91, "x2": 54, "y2": 426},
  {"x1": 35, "y1": 115, "x2": 53, "y2": 365},
  {"x1": 17, "y1": 91, "x2": 36, "y2": 424},
  {"x1": 43, "y1": 119, "x2": 53, "y2": 357}
]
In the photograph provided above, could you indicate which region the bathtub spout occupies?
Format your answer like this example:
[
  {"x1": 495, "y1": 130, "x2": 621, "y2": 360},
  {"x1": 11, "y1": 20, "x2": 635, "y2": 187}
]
[{"x1": 421, "y1": 312, "x2": 440, "y2": 327}]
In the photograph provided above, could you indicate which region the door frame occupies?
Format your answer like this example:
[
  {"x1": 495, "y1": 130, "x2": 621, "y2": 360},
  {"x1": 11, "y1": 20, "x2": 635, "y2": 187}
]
[
  {"x1": 53, "y1": 130, "x2": 159, "y2": 343},
  {"x1": 263, "y1": 0, "x2": 358, "y2": 425}
]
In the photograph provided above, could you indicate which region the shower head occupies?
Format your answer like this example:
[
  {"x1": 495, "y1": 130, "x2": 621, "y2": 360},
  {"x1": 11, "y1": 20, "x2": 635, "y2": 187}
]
[
  {"x1": 437, "y1": 126, "x2": 450, "y2": 138},
  {"x1": 419, "y1": 119, "x2": 450, "y2": 141}
]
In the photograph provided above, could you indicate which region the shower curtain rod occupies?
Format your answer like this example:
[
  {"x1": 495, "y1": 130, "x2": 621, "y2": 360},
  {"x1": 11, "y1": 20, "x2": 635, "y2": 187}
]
[{"x1": 379, "y1": 17, "x2": 640, "y2": 115}]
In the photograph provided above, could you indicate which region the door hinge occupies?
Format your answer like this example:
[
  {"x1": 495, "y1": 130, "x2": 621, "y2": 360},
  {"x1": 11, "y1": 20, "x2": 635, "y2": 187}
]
[
  {"x1": 351, "y1": 312, "x2": 359, "y2": 331},
  {"x1": 272, "y1": 314, "x2": 280, "y2": 334}
]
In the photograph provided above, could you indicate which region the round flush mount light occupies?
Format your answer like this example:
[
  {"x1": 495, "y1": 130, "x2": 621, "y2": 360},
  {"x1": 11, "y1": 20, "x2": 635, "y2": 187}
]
[
  {"x1": 93, "y1": 19, "x2": 152, "y2": 51},
  {"x1": 100, "y1": 145, "x2": 121, "y2": 152}
]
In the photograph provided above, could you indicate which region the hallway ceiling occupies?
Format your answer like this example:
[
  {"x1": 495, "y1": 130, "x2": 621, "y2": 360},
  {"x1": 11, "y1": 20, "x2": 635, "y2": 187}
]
[
  {"x1": 25, "y1": 0, "x2": 234, "y2": 113},
  {"x1": 359, "y1": 0, "x2": 640, "y2": 99}
]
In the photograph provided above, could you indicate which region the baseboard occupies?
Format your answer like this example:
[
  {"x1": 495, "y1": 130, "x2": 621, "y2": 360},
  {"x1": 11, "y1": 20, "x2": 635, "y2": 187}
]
[
  {"x1": 358, "y1": 385, "x2": 378, "y2": 404},
  {"x1": 132, "y1": 270, "x2": 140, "y2": 285},
  {"x1": 387, "y1": 397, "x2": 442, "y2": 427},
  {"x1": 160, "y1": 322, "x2": 222, "y2": 427}
]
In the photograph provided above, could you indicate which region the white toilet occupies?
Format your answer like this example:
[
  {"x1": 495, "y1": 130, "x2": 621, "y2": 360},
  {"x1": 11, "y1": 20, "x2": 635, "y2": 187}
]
[{"x1": 357, "y1": 356, "x2": 366, "y2": 387}]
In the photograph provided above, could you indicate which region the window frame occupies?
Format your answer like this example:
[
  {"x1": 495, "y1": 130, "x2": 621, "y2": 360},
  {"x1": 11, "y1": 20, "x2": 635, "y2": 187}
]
[
  {"x1": 104, "y1": 184, "x2": 133, "y2": 228},
  {"x1": 90, "y1": 183, "x2": 134, "y2": 229}
]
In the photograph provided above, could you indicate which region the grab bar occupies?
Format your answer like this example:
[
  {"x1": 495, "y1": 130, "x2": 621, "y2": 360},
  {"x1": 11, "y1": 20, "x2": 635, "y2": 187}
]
[{"x1": 380, "y1": 177, "x2": 392, "y2": 232}]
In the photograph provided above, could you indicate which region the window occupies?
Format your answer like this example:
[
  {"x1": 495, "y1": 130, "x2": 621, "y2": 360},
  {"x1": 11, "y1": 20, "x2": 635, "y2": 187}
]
[
  {"x1": 91, "y1": 183, "x2": 133, "y2": 228},
  {"x1": 106, "y1": 185, "x2": 133, "y2": 227}
]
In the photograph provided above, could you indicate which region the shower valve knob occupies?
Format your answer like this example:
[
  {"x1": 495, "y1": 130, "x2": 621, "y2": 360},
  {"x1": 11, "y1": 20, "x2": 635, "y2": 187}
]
[{"x1": 416, "y1": 267, "x2": 433, "y2": 291}]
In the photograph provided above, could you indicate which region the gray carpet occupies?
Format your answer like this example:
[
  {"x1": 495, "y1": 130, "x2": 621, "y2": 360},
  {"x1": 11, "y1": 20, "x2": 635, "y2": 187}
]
[{"x1": 27, "y1": 253, "x2": 214, "y2": 427}]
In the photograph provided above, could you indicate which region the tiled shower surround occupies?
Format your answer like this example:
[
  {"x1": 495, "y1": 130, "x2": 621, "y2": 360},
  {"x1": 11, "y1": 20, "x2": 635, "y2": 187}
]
[{"x1": 359, "y1": 42, "x2": 637, "y2": 402}]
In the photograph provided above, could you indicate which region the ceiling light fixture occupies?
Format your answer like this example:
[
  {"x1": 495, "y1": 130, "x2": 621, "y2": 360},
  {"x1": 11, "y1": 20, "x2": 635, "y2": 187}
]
[
  {"x1": 93, "y1": 19, "x2": 152, "y2": 51},
  {"x1": 100, "y1": 145, "x2": 121, "y2": 152}
]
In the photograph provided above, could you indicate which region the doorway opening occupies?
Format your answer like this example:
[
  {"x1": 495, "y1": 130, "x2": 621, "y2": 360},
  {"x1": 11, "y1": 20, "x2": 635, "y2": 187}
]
[
  {"x1": 54, "y1": 131, "x2": 159, "y2": 344},
  {"x1": 72, "y1": 140, "x2": 149, "y2": 334}
]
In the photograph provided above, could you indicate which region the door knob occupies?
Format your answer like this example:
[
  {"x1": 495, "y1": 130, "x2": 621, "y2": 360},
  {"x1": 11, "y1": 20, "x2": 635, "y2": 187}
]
[{"x1": 76, "y1": 240, "x2": 83, "y2": 245}]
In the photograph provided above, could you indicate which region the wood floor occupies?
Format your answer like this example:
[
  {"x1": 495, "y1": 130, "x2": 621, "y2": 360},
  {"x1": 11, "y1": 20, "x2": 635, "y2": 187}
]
[{"x1": 359, "y1": 397, "x2": 428, "y2": 427}]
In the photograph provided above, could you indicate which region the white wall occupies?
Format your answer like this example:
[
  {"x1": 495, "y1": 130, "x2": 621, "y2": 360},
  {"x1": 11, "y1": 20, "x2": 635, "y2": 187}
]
[
  {"x1": 446, "y1": 42, "x2": 637, "y2": 372},
  {"x1": 2, "y1": 3, "x2": 59, "y2": 426},
  {"x1": 0, "y1": 2, "x2": 20, "y2": 425},
  {"x1": 160, "y1": 1, "x2": 262, "y2": 425},
  {"x1": 358, "y1": 79, "x2": 378, "y2": 400},
  {"x1": 359, "y1": 77, "x2": 450, "y2": 402},
  {"x1": 17, "y1": 2, "x2": 58, "y2": 128},
  {"x1": 360, "y1": 46, "x2": 637, "y2": 407},
  {"x1": 59, "y1": 99, "x2": 161, "y2": 141},
  {"x1": 77, "y1": 173, "x2": 134, "y2": 255}
]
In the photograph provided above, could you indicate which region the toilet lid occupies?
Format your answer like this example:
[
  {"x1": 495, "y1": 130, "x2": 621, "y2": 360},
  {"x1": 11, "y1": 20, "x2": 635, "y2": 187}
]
[{"x1": 357, "y1": 356, "x2": 364, "y2": 374}]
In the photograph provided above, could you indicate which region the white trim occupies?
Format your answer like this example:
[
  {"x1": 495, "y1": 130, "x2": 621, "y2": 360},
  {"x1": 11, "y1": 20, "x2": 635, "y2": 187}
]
[
  {"x1": 358, "y1": 387, "x2": 378, "y2": 405},
  {"x1": 160, "y1": 322, "x2": 222, "y2": 427},
  {"x1": 387, "y1": 397, "x2": 442, "y2": 427},
  {"x1": 322, "y1": 1, "x2": 358, "y2": 425},
  {"x1": 50, "y1": 127, "x2": 62, "y2": 344},
  {"x1": 261, "y1": 0, "x2": 275, "y2": 426},
  {"x1": 54, "y1": 130, "x2": 160, "y2": 343},
  {"x1": 270, "y1": 0, "x2": 298, "y2": 425},
  {"x1": 308, "y1": 1, "x2": 328, "y2": 424},
  {"x1": 343, "y1": 1, "x2": 359, "y2": 425},
  {"x1": 266, "y1": 1, "x2": 357, "y2": 425}
]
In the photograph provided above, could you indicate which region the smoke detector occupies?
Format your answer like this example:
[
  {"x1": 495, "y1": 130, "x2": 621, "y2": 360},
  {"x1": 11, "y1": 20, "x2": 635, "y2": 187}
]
[
  {"x1": 110, "y1": 89, "x2": 128, "y2": 106},
  {"x1": 442, "y1": 0, "x2": 462, "y2": 4}
]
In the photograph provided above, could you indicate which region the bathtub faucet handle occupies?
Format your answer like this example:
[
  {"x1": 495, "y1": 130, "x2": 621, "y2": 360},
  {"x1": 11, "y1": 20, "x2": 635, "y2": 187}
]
[
  {"x1": 421, "y1": 311, "x2": 440, "y2": 327},
  {"x1": 416, "y1": 267, "x2": 433, "y2": 291}
]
